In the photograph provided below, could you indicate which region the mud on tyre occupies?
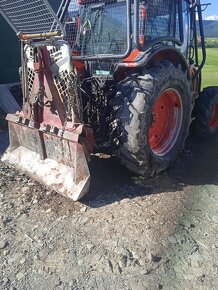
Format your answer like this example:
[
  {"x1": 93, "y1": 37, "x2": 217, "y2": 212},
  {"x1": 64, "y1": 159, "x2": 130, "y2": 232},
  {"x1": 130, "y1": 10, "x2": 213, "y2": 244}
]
[{"x1": 111, "y1": 61, "x2": 192, "y2": 176}]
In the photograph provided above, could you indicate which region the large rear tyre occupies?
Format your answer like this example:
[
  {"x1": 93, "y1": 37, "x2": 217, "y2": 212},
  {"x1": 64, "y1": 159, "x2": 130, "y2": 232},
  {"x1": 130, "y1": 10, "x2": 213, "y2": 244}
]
[
  {"x1": 111, "y1": 61, "x2": 192, "y2": 176},
  {"x1": 192, "y1": 86, "x2": 218, "y2": 139}
]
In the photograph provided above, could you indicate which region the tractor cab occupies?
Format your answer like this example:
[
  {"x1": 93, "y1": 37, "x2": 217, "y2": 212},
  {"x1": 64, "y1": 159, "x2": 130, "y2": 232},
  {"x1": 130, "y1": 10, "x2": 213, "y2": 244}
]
[
  {"x1": 65, "y1": 0, "x2": 188, "y2": 59},
  {"x1": 64, "y1": 0, "x2": 205, "y2": 87}
]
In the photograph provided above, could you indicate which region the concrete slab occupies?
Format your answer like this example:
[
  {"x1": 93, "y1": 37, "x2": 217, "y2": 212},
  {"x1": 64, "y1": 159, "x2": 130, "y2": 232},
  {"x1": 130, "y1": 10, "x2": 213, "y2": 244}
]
[
  {"x1": 0, "y1": 131, "x2": 9, "y2": 156},
  {"x1": 0, "y1": 84, "x2": 21, "y2": 113}
]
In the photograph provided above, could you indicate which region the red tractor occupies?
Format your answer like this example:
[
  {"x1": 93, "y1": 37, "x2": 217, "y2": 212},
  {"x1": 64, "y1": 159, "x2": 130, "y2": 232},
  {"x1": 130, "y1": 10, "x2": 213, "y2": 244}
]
[{"x1": 0, "y1": 0, "x2": 217, "y2": 200}]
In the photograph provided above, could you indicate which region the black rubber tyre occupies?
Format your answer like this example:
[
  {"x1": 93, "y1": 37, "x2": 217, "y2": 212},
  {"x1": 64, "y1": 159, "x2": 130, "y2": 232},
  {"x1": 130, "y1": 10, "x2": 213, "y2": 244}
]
[
  {"x1": 111, "y1": 61, "x2": 192, "y2": 176},
  {"x1": 0, "y1": 108, "x2": 8, "y2": 131},
  {"x1": 192, "y1": 86, "x2": 218, "y2": 139}
]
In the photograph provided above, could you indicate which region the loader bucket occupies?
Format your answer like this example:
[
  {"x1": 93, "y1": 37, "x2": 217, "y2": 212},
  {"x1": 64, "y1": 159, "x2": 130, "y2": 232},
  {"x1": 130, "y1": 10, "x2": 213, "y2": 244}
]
[{"x1": 1, "y1": 114, "x2": 90, "y2": 201}]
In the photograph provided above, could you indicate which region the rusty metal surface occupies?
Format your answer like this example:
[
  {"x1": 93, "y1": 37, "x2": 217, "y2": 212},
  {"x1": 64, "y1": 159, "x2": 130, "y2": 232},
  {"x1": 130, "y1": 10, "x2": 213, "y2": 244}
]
[
  {"x1": 2, "y1": 117, "x2": 91, "y2": 201},
  {"x1": 6, "y1": 114, "x2": 83, "y2": 143}
]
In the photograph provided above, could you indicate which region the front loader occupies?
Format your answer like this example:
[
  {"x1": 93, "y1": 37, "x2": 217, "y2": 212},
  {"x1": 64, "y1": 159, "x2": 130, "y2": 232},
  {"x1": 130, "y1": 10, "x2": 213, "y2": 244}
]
[{"x1": 0, "y1": 0, "x2": 216, "y2": 200}]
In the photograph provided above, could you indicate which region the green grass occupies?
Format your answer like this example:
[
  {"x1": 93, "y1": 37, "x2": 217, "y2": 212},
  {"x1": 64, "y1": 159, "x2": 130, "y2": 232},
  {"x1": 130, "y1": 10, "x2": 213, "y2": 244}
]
[
  {"x1": 200, "y1": 48, "x2": 218, "y2": 89},
  {"x1": 205, "y1": 38, "x2": 218, "y2": 47},
  {"x1": 207, "y1": 38, "x2": 218, "y2": 41}
]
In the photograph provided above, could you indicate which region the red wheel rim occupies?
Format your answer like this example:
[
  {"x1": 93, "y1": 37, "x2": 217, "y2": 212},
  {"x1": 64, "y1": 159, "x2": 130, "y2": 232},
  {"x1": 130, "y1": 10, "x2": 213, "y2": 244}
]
[
  {"x1": 149, "y1": 89, "x2": 183, "y2": 156},
  {"x1": 209, "y1": 103, "x2": 218, "y2": 129}
]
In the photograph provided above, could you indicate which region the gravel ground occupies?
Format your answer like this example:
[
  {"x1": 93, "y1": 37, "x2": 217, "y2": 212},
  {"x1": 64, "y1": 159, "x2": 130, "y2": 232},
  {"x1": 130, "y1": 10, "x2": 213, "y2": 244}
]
[{"x1": 0, "y1": 131, "x2": 217, "y2": 290}]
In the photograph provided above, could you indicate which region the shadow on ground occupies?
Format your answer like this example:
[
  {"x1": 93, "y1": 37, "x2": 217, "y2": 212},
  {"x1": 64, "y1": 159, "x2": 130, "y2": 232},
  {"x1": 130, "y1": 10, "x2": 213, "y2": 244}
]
[
  {"x1": 82, "y1": 134, "x2": 218, "y2": 207},
  {"x1": 1, "y1": 131, "x2": 218, "y2": 208}
]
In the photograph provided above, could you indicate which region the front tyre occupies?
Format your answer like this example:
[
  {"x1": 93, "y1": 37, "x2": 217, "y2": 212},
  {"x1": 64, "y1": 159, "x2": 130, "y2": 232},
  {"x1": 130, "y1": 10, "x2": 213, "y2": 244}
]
[
  {"x1": 111, "y1": 61, "x2": 192, "y2": 176},
  {"x1": 192, "y1": 86, "x2": 218, "y2": 139}
]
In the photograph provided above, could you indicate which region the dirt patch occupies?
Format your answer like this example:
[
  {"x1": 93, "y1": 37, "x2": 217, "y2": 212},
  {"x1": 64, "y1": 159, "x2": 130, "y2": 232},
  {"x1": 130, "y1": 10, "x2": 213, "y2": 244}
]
[{"x1": 0, "y1": 132, "x2": 218, "y2": 290}]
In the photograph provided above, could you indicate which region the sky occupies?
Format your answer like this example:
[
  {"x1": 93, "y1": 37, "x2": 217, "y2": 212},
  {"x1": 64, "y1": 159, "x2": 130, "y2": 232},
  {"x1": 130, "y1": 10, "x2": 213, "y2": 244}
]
[{"x1": 201, "y1": 0, "x2": 218, "y2": 20}]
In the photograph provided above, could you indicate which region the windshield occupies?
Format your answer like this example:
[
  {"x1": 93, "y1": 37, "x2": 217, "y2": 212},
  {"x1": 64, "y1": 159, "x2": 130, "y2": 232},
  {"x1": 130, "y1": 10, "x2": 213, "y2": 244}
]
[
  {"x1": 139, "y1": 0, "x2": 177, "y2": 41},
  {"x1": 77, "y1": 1, "x2": 128, "y2": 56}
]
